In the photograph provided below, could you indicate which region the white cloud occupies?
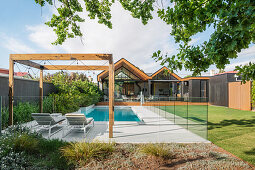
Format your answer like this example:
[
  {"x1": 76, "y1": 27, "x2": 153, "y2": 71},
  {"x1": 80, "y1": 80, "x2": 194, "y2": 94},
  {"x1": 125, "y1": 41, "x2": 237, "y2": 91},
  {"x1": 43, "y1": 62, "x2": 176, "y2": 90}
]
[
  {"x1": 188, "y1": 37, "x2": 200, "y2": 46},
  {"x1": 26, "y1": 2, "x2": 174, "y2": 73},
  {"x1": 238, "y1": 45, "x2": 255, "y2": 58},
  {"x1": 0, "y1": 33, "x2": 36, "y2": 53},
  {"x1": 225, "y1": 58, "x2": 255, "y2": 71},
  {"x1": 26, "y1": 24, "x2": 58, "y2": 51}
]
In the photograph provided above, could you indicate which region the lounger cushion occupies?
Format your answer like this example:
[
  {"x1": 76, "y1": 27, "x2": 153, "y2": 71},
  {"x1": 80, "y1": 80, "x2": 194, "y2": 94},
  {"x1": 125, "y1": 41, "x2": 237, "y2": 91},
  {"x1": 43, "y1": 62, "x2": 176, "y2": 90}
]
[
  {"x1": 32, "y1": 113, "x2": 65, "y2": 125},
  {"x1": 65, "y1": 113, "x2": 93, "y2": 125}
]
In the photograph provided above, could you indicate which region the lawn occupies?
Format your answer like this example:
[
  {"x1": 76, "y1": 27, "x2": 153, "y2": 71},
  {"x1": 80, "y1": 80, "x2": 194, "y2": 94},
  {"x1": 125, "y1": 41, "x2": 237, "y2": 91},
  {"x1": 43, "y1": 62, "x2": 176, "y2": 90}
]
[
  {"x1": 156, "y1": 105, "x2": 208, "y2": 138},
  {"x1": 208, "y1": 106, "x2": 255, "y2": 166}
]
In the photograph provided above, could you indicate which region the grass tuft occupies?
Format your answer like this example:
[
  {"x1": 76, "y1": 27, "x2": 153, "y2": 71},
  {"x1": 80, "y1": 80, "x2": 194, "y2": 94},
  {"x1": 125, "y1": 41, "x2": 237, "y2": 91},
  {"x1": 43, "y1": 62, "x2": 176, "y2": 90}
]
[
  {"x1": 60, "y1": 140, "x2": 115, "y2": 165},
  {"x1": 13, "y1": 133, "x2": 39, "y2": 154},
  {"x1": 139, "y1": 143, "x2": 175, "y2": 159}
]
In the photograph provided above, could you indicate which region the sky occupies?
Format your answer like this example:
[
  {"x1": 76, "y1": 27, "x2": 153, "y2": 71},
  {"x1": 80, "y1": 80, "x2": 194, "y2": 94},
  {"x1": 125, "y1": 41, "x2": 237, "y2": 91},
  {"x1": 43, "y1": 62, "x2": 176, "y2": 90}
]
[{"x1": 0, "y1": 0, "x2": 254, "y2": 80}]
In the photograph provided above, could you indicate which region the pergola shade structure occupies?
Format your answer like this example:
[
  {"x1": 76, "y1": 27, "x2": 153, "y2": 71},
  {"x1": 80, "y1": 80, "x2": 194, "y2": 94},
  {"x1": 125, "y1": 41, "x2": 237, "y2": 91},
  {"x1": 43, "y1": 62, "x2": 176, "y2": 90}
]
[{"x1": 9, "y1": 54, "x2": 115, "y2": 138}]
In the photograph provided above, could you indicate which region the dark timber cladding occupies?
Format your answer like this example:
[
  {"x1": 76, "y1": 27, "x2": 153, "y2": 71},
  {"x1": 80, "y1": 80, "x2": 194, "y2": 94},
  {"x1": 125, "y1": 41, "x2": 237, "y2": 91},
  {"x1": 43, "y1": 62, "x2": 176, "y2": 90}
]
[
  {"x1": 188, "y1": 79, "x2": 209, "y2": 102},
  {"x1": 9, "y1": 54, "x2": 115, "y2": 138},
  {"x1": 209, "y1": 73, "x2": 237, "y2": 107},
  {"x1": 0, "y1": 75, "x2": 56, "y2": 106}
]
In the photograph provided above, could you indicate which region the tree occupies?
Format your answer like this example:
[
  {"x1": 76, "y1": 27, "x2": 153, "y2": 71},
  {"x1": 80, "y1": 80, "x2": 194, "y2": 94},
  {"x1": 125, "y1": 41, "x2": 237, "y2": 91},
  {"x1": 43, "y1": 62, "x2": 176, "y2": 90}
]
[{"x1": 35, "y1": 0, "x2": 255, "y2": 81}]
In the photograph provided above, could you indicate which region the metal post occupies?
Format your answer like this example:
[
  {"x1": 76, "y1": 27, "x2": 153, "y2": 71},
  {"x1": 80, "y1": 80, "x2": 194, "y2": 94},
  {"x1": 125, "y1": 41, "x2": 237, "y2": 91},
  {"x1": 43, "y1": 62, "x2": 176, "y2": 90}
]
[
  {"x1": 165, "y1": 102, "x2": 166, "y2": 118},
  {"x1": 187, "y1": 100, "x2": 189, "y2": 130},
  {"x1": 174, "y1": 100, "x2": 176, "y2": 124},
  {"x1": 206, "y1": 99, "x2": 209, "y2": 140}
]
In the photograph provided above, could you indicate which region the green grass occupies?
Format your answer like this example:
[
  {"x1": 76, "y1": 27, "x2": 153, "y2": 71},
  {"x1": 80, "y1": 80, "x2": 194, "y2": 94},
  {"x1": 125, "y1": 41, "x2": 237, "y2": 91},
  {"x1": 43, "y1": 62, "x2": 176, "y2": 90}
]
[
  {"x1": 156, "y1": 105, "x2": 208, "y2": 138},
  {"x1": 208, "y1": 106, "x2": 255, "y2": 166},
  {"x1": 158, "y1": 105, "x2": 208, "y2": 123}
]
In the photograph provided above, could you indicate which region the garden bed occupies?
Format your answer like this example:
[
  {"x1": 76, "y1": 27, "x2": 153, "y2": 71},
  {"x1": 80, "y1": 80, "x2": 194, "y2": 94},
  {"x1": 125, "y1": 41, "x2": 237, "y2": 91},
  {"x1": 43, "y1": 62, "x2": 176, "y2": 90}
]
[
  {"x1": 0, "y1": 126, "x2": 253, "y2": 169},
  {"x1": 80, "y1": 143, "x2": 253, "y2": 169}
]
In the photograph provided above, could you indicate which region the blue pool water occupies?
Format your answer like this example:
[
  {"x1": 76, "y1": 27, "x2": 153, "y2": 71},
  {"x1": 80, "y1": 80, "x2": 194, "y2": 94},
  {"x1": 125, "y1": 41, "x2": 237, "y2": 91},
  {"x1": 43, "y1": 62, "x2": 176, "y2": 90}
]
[{"x1": 81, "y1": 107, "x2": 140, "y2": 121}]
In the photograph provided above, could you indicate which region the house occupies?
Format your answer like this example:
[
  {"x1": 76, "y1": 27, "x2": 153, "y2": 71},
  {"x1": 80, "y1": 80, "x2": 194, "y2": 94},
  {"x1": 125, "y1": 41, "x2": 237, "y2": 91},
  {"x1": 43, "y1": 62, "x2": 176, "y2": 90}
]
[
  {"x1": 209, "y1": 71, "x2": 252, "y2": 110},
  {"x1": 97, "y1": 58, "x2": 210, "y2": 101},
  {"x1": 0, "y1": 68, "x2": 31, "y2": 78}
]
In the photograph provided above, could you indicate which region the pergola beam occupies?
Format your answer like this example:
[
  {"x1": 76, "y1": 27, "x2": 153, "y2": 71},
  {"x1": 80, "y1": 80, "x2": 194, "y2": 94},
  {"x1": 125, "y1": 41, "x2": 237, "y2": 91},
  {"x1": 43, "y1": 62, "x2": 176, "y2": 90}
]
[
  {"x1": 15, "y1": 60, "x2": 43, "y2": 70},
  {"x1": 43, "y1": 65, "x2": 109, "y2": 71},
  {"x1": 10, "y1": 54, "x2": 112, "y2": 61}
]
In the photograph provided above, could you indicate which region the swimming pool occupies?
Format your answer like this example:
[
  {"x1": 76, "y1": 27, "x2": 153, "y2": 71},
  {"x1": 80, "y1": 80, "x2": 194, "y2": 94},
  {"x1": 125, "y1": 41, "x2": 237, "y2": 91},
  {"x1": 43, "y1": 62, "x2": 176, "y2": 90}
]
[{"x1": 80, "y1": 106, "x2": 141, "y2": 121}]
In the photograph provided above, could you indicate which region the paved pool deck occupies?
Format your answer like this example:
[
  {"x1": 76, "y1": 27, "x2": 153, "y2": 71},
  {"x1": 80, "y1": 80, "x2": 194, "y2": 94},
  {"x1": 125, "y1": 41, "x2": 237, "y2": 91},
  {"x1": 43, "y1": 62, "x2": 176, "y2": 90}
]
[{"x1": 24, "y1": 106, "x2": 210, "y2": 143}]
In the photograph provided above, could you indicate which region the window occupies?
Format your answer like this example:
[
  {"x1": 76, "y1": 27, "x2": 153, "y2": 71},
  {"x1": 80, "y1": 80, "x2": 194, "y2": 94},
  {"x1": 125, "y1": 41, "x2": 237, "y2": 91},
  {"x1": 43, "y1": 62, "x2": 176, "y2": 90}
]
[{"x1": 201, "y1": 80, "x2": 207, "y2": 97}]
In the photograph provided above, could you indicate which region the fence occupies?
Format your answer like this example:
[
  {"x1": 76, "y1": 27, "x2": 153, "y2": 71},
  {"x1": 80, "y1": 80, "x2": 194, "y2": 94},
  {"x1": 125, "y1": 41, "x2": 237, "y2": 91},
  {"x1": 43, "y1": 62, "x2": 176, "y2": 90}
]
[
  {"x1": 228, "y1": 81, "x2": 251, "y2": 111},
  {"x1": 142, "y1": 97, "x2": 208, "y2": 139}
]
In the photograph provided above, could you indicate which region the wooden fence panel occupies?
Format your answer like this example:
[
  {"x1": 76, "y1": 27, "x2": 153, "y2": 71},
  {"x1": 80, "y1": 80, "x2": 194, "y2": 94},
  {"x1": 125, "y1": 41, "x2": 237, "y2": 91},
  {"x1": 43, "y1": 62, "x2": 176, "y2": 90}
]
[{"x1": 228, "y1": 81, "x2": 251, "y2": 111}]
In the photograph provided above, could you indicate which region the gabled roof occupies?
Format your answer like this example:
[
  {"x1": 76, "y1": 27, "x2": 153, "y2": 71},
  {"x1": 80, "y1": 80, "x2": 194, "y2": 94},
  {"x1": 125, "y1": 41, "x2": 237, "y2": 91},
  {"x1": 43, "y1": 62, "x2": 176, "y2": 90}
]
[
  {"x1": 97, "y1": 58, "x2": 151, "y2": 81},
  {"x1": 150, "y1": 66, "x2": 182, "y2": 81},
  {"x1": 97, "y1": 59, "x2": 186, "y2": 82}
]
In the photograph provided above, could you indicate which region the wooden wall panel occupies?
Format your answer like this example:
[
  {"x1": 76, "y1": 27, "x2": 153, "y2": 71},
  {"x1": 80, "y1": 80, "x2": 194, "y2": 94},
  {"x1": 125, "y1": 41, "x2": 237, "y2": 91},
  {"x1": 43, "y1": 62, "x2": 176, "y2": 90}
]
[{"x1": 228, "y1": 82, "x2": 251, "y2": 111}]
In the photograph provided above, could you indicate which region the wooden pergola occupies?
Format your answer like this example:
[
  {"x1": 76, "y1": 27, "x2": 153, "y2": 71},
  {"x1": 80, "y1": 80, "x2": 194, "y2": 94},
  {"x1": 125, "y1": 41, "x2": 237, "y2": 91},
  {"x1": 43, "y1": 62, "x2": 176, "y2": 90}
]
[{"x1": 9, "y1": 54, "x2": 115, "y2": 138}]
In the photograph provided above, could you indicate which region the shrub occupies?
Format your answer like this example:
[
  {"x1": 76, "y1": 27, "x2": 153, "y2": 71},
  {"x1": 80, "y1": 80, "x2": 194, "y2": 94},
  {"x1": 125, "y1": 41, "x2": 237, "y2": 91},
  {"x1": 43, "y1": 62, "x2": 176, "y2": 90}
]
[
  {"x1": 13, "y1": 134, "x2": 39, "y2": 154},
  {"x1": 43, "y1": 96, "x2": 54, "y2": 113},
  {"x1": 13, "y1": 102, "x2": 39, "y2": 124},
  {"x1": 61, "y1": 141, "x2": 115, "y2": 165},
  {"x1": 0, "y1": 126, "x2": 70, "y2": 169},
  {"x1": 1, "y1": 150, "x2": 29, "y2": 169},
  {"x1": 1, "y1": 102, "x2": 39, "y2": 129},
  {"x1": 139, "y1": 143, "x2": 175, "y2": 159},
  {"x1": 47, "y1": 72, "x2": 103, "y2": 114}
]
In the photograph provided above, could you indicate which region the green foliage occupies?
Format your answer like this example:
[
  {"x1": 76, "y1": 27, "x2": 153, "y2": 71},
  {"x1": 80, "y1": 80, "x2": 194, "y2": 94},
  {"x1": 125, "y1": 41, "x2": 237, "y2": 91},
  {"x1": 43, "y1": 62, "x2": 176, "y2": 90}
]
[
  {"x1": 42, "y1": 96, "x2": 54, "y2": 113},
  {"x1": 184, "y1": 75, "x2": 192, "y2": 78},
  {"x1": 36, "y1": 0, "x2": 255, "y2": 81},
  {"x1": 61, "y1": 140, "x2": 115, "y2": 165},
  {"x1": 13, "y1": 102, "x2": 39, "y2": 124},
  {"x1": 1, "y1": 102, "x2": 39, "y2": 129},
  {"x1": 48, "y1": 72, "x2": 102, "y2": 113},
  {"x1": 139, "y1": 143, "x2": 175, "y2": 159},
  {"x1": 154, "y1": 0, "x2": 255, "y2": 81},
  {"x1": 235, "y1": 62, "x2": 255, "y2": 82}
]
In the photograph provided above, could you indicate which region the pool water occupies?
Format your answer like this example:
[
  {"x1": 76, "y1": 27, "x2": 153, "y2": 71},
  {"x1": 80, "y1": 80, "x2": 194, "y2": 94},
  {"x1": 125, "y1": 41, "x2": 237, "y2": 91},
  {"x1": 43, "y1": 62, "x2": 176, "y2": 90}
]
[{"x1": 81, "y1": 107, "x2": 140, "y2": 121}]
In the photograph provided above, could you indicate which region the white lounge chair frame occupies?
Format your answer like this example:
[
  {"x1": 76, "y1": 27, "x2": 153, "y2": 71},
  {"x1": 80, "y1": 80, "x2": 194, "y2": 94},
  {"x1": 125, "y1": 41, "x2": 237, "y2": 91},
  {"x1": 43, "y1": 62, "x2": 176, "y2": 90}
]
[
  {"x1": 63, "y1": 113, "x2": 95, "y2": 138},
  {"x1": 32, "y1": 113, "x2": 65, "y2": 138}
]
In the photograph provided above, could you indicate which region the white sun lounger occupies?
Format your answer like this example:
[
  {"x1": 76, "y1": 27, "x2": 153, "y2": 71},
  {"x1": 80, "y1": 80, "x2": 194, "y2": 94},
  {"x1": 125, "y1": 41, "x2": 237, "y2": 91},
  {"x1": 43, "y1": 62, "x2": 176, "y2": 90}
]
[
  {"x1": 62, "y1": 113, "x2": 94, "y2": 138},
  {"x1": 32, "y1": 113, "x2": 65, "y2": 138}
]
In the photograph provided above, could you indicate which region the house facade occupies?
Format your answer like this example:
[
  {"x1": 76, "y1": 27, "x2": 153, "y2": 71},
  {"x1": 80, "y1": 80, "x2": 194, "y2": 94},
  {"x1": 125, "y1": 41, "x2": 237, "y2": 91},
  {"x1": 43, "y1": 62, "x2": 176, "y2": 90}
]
[{"x1": 97, "y1": 58, "x2": 210, "y2": 101}]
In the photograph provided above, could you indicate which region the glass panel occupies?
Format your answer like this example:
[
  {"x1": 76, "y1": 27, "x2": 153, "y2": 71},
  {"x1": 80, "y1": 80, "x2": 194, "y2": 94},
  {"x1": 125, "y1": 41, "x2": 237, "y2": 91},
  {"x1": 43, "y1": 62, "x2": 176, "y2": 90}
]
[
  {"x1": 105, "y1": 66, "x2": 141, "y2": 80},
  {"x1": 152, "y1": 70, "x2": 178, "y2": 80},
  {"x1": 201, "y1": 80, "x2": 207, "y2": 97}
]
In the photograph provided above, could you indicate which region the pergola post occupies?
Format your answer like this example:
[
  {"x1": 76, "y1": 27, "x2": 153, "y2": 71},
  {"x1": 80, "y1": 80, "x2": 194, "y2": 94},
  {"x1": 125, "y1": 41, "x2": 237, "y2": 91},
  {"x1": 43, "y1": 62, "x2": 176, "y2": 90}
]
[
  {"x1": 8, "y1": 58, "x2": 14, "y2": 126},
  {"x1": 39, "y1": 69, "x2": 43, "y2": 113},
  {"x1": 108, "y1": 57, "x2": 114, "y2": 138}
]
